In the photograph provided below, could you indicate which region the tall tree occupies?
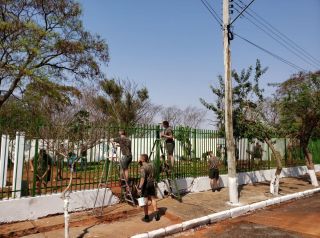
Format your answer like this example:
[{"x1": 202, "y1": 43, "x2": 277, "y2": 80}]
[
  {"x1": 277, "y1": 71, "x2": 320, "y2": 186},
  {"x1": 95, "y1": 79, "x2": 150, "y2": 126},
  {"x1": 0, "y1": 0, "x2": 109, "y2": 107},
  {"x1": 200, "y1": 59, "x2": 266, "y2": 139}
]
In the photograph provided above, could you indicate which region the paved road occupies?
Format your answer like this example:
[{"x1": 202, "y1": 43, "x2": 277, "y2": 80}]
[{"x1": 175, "y1": 193, "x2": 320, "y2": 238}]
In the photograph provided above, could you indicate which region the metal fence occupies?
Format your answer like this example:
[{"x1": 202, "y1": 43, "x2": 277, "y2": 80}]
[{"x1": 0, "y1": 125, "x2": 319, "y2": 200}]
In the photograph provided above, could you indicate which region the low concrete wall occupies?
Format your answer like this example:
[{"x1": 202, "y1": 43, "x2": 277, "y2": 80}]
[
  {"x1": 158, "y1": 165, "x2": 320, "y2": 195},
  {"x1": 1, "y1": 165, "x2": 318, "y2": 223},
  {"x1": 0, "y1": 188, "x2": 119, "y2": 223}
]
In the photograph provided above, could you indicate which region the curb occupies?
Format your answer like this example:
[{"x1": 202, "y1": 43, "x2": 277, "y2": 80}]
[{"x1": 131, "y1": 187, "x2": 320, "y2": 238}]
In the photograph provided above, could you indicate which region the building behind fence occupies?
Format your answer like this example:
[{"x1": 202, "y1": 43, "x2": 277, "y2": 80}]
[{"x1": 0, "y1": 125, "x2": 319, "y2": 200}]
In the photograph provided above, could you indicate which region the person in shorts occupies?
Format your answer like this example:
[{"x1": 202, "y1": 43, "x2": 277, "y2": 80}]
[
  {"x1": 208, "y1": 151, "x2": 220, "y2": 192},
  {"x1": 137, "y1": 154, "x2": 160, "y2": 222},
  {"x1": 161, "y1": 121, "x2": 175, "y2": 168},
  {"x1": 112, "y1": 130, "x2": 132, "y2": 182},
  {"x1": 31, "y1": 149, "x2": 53, "y2": 194}
]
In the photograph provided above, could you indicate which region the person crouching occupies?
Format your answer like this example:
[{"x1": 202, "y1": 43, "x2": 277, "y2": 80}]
[{"x1": 137, "y1": 154, "x2": 160, "y2": 222}]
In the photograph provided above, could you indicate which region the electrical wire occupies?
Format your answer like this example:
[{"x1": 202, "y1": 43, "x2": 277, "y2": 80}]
[
  {"x1": 233, "y1": 5, "x2": 320, "y2": 69},
  {"x1": 236, "y1": 0, "x2": 320, "y2": 68},
  {"x1": 234, "y1": 33, "x2": 307, "y2": 72},
  {"x1": 200, "y1": 0, "x2": 223, "y2": 28},
  {"x1": 230, "y1": 0, "x2": 255, "y2": 25},
  {"x1": 200, "y1": 0, "x2": 308, "y2": 71}
]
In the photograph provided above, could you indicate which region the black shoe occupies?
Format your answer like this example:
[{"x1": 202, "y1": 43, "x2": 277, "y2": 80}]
[
  {"x1": 142, "y1": 215, "x2": 150, "y2": 222},
  {"x1": 155, "y1": 212, "x2": 160, "y2": 221}
]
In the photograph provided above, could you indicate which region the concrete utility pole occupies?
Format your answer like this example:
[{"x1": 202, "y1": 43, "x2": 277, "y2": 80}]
[{"x1": 223, "y1": 0, "x2": 239, "y2": 204}]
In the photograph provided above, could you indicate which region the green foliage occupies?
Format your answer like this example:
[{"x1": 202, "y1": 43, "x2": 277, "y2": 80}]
[
  {"x1": 96, "y1": 79, "x2": 150, "y2": 126},
  {"x1": 68, "y1": 110, "x2": 90, "y2": 140},
  {"x1": 0, "y1": 0, "x2": 109, "y2": 107},
  {"x1": 277, "y1": 71, "x2": 320, "y2": 147},
  {"x1": 174, "y1": 126, "x2": 192, "y2": 159},
  {"x1": 200, "y1": 59, "x2": 268, "y2": 139}
]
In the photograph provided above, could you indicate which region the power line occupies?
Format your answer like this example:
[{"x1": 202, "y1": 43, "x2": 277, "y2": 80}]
[
  {"x1": 236, "y1": 0, "x2": 320, "y2": 67},
  {"x1": 230, "y1": 0, "x2": 255, "y2": 25},
  {"x1": 200, "y1": 0, "x2": 307, "y2": 72},
  {"x1": 233, "y1": 3, "x2": 320, "y2": 69},
  {"x1": 200, "y1": 0, "x2": 222, "y2": 28},
  {"x1": 234, "y1": 33, "x2": 307, "y2": 72}
]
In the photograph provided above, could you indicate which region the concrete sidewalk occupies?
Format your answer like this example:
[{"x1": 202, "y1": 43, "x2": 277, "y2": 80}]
[
  {"x1": 175, "y1": 192, "x2": 320, "y2": 238},
  {"x1": 0, "y1": 176, "x2": 317, "y2": 238}
]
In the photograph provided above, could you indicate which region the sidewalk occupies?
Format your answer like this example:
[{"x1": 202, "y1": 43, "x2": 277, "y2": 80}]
[
  {"x1": 174, "y1": 192, "x2": 320, "y2": 238},
  {"x1": 0, "y1": 176, "x2": 317, "y2": 238}
]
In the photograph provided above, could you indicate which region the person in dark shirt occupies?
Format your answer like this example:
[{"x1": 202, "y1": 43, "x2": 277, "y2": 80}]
[
  {"x1": 31, "y1": 149, "x2": 53, "y2": 194},
  {"x1": 208, "y1": 151, "x2": 220, "y2": 192},
  {"x1": 111, "y1": 130, "x2": 132, "y2": 182},
  {"x1": 161, "y1": 121, "x2": 175, "y2": 168},
  {"x1": 137, "y1": 154, "x2": 160, "y2": 222}
]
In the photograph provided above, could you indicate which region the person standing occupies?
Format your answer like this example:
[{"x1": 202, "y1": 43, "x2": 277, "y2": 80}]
[
  {"x1": 111, "y1": 130, "x2": 132, "y2": 183},
  {"x1": 161, "y1": 121, "x2": 175, "y2": 168},
  {"x1": 208, "y1": 151, "x2": 220, "y2": 192},
  {"x1": 137, "y1": 154, "x2": 160, "y2": 222}
]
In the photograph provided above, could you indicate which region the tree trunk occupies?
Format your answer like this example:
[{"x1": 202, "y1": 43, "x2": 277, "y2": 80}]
[
  {"x1": 265, "y1": 139, "x2": 282, "y2": 196},
  {"x1": 302, "y1": 146, "x2": 319, "y2": 187}
]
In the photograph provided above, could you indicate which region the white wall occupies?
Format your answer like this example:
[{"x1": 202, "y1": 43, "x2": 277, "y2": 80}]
[
  {"x1": 0, "y1": 188, "x2": 119, "y2": 223},
  {"x1": 0, "y1": 164, "x2": 318, "y2": 223},
  {"x1": 157, "y1": 164, "x2": 320, "y2": 196}
]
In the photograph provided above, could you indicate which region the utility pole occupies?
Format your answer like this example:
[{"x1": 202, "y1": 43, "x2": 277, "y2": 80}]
[{"x1": 223, "y1": 0, "x2": 239, "y2": 204}]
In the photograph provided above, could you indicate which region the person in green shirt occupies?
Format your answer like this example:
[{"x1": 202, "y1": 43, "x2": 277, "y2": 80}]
[
  {"x1": 31, "y1": 149, "x2": 53, "y2": 194},
  {"x1": 161, "y1": 121, "x2": 175, "y2": 168},
  {"x1": 111, "y1": 130, "x2": 132, "y2": 182},
  {"x1": 137, "y1": 154, "x2": 160, "y2": 222}
]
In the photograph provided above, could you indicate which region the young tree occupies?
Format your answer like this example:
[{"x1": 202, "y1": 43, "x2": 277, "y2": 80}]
[
  {"x1": 95, "y1": 79, "x2": 151, "y2": 126},
  {"x1": 0, "y1": 0, "x2": 109, "y2": 107},
  {"x1": 277, "y1": 71, "x2": 320, "y2": 186},
  {"x1": 201, "y1": 60, "x2": 284, "y2": 195},
  {"x1": 200, "y1": 59, "x2": 266, "y2": 141}
]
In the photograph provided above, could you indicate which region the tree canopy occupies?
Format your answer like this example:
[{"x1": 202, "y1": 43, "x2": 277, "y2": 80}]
[
  {"x1": 276, "y1": 71, "x2": 320, "y2": 168},
  {"x1": 200, "y1": 59, "x2": 267, "y2": 138},
  {"x1": 0, "y1": 0, "x2": 109, "y2": 107}
]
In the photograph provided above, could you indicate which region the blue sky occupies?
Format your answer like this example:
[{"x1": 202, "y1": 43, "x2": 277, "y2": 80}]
[{"x1": 79, "y1": 0, "x2": 320, "y2": 127}]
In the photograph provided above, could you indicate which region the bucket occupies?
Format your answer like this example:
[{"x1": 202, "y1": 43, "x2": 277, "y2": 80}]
[{"x1": 137, "y1": 197, "x2": 146, "y2": 207}]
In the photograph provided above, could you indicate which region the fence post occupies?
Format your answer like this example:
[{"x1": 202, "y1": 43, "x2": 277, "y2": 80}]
[
  {"x1": 267, "y1": 142, "x2": 270, "y2": 169},
  {"x1": 284, "y1": 138, "x2": 287, "y2": 166},
  {"x1": 192, "y1": 128, "x2": 197, "y2": 177},
  {"x1": 0, "y1": 134, "x2": 9, "y2": 188},
  {"x1": 155, "y1": 125, "x2": 161, "y2": 181},
  {"x1": 32, "y1": 139, "x2": 39, "y2": 196},
  {"x1": 12, "y1": 132, "x2": 25, "y2": 198}
]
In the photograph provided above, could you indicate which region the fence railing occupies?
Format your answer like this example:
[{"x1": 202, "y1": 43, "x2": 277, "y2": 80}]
[{"x1": 0, "y1": 125, "x2": 319, "y2": 200}]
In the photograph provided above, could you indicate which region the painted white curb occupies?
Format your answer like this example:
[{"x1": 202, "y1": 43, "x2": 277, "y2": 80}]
[{"x1": 131, "y1": 187, "x2": 320, "y2": 238}]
